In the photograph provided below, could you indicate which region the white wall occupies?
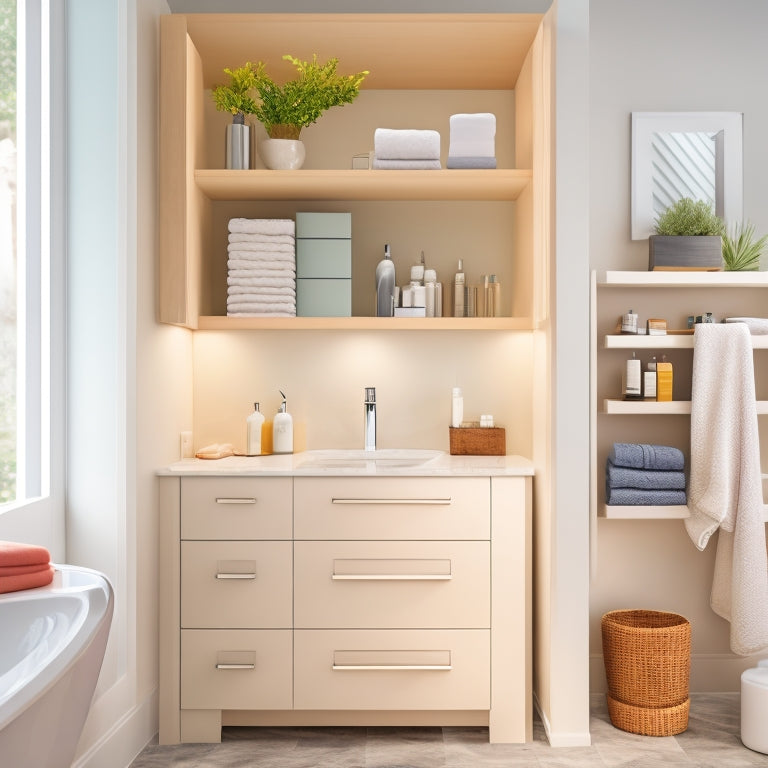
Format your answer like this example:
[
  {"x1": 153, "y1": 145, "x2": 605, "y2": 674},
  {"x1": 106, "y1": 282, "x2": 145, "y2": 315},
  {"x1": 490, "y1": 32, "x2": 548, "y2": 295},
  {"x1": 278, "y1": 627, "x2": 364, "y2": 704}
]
[{"x1": 589, "y1": 0, "x2": 768, "y2": 692}]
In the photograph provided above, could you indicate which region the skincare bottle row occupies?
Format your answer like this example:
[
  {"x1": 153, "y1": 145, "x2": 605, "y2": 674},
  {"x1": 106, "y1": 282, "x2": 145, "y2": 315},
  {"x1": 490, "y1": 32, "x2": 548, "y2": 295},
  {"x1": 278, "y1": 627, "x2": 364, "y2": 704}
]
[
  {"x1": 451, "y1": 260, "x2": 502, "y2": 318},
  {"x1": 245, "y1": 391, "x2": 293, "y2": 455},
  {"x1": 622, "y1": 354, "x2": 673, "y2": 401}
]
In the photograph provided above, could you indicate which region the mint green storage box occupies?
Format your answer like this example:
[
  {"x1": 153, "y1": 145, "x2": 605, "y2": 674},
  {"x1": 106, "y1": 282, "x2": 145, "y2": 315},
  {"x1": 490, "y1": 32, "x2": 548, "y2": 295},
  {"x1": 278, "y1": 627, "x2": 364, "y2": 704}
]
[
  {"x1": 296, "y1": 212, "x2": 352, "y2": 239},
  {"x1": 296, "y1": 239, "x2": 352, "y2": 279},
  {"x1": 296, "y1": 278, "x2": 351, "y2": 317}
]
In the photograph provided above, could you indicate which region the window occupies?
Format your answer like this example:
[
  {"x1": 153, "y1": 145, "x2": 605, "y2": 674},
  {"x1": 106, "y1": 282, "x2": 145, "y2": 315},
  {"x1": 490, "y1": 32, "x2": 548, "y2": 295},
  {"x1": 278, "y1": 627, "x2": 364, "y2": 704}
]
[{"x1": 0, "y1": 0, "x2": 63, "y2": 514}]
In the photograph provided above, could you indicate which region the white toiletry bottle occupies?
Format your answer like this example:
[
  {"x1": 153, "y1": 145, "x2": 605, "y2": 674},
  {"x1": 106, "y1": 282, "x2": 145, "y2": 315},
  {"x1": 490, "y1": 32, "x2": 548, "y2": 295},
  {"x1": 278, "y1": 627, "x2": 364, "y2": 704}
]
[
  {"x1": 246, "y1": 402, "x2": 264, "y2": 455},
  {"x1": 424, "y1": 269, "x2": 437, "y2": 317},
  {"x1": 453, "y1": 259, "x2": 465, "y2": 317},
  {"x1": 621, "y1": 308, "x2": 638, "y2": 334},
  {"x1": 375, "y1": 243, "x2": 396, "y2": 317},
  {"x1": 623, "y1": 352, "x2": 642, "y2": 400},
  {"x1": 272, "y1": 391, "x2": 294, "y2": 454},
  {"x1": 451, "y1": 387, "x2": 464, "y2": 428}
]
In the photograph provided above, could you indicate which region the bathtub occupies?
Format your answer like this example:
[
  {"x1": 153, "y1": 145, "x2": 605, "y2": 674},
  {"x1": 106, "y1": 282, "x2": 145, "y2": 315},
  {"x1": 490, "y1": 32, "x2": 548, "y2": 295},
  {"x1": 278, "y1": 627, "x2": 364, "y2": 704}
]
[{"x1": 0, "y1": 565, "x2": 114, "y2": 768}]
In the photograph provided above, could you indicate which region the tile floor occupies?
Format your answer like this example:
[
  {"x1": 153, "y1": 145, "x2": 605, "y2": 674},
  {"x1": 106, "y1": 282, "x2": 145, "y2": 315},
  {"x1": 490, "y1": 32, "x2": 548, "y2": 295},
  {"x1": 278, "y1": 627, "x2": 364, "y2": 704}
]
[{"x1": 130, "y1": 694, "x2": 768, "y2": 767}]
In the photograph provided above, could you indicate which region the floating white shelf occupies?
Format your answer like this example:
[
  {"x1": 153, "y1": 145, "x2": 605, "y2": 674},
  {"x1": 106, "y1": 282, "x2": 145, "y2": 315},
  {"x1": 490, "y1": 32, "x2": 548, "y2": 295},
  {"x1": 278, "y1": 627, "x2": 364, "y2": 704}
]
[
  {"x1": 603, "y1": 399, "x2": 768, "y2": 415},
  {"x1": 599, "y1": 270, "x2": 768, "y2": 288},
  {"x1": 602, "y1": 504, "x2": 768, "y2": 521},
  {"x1": 197, "y1": 316, "x2": 535, "y2": 331},
  {"x1": 604, "y1": 334, "x2": 768, "y2": 349}
]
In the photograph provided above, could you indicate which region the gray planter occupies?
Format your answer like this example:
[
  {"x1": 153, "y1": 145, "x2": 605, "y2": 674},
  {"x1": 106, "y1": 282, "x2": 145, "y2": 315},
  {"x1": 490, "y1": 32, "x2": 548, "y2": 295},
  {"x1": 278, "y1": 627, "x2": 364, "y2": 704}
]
[
  {"x1": 648, "y1": 235, "x2": 722, "y2": 271},
  {"x1": 226, "y1": 122, "x2": 250, "y2": 170}
]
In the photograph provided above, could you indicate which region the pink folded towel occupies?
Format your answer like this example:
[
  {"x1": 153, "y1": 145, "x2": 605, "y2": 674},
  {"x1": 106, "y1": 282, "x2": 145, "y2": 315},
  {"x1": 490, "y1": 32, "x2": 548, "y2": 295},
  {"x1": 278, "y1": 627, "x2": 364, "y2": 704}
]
[
  {"x1": 0, "y1": 565, "x2": 55, "y2": 594},
  {"x1": 0, "y1": 540, "x2": 51, "y2": 567},
  {"x1": 0, "y1": 562, "x2": 52, "y2": 577}
]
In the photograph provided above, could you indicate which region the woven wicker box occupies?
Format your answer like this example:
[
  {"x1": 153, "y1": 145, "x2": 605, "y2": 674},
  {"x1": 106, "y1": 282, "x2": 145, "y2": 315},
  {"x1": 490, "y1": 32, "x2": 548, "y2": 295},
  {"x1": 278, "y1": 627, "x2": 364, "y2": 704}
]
[{"x1": 449, "y1": 427, "x2": 506, "y2": 456}]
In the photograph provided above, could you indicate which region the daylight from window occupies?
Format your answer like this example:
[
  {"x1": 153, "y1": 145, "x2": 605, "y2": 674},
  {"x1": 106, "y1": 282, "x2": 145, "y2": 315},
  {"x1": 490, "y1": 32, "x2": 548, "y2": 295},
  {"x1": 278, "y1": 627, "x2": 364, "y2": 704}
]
[{"x1": 0, "y1": 0, "x2": 16, "y2": 506}]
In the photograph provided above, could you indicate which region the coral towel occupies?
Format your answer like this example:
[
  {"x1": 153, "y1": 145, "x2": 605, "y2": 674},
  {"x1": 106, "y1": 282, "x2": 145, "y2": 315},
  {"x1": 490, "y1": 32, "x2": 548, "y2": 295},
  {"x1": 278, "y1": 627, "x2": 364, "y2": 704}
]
[
  {"x1": 0, "y1": 540, "x2": 54, "y2": 593},
  {"x1": 686, "y1": 323, "x2": 768, "y2": 655}
]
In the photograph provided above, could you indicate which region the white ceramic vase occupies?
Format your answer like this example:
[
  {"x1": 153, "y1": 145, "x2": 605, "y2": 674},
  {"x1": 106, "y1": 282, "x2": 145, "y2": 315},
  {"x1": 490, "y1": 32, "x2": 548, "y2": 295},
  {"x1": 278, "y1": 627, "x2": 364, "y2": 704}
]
[{"x1": 259, "y1": 138, "x2": 306, "y2": 170}]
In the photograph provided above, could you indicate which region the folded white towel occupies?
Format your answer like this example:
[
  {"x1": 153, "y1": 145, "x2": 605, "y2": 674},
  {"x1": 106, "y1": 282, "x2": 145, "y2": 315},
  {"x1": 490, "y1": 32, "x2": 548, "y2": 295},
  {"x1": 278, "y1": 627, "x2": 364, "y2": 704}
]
[
  {"x1": 228, "y1": 311, "x2": 297, "y2": 317},
  {"x1": 449, "y1": 113, "x2": 496, "y2": 140},
  {"x1": 228, "y1": 259, "x2": 296, "y2": 272},
  {"x1": 227, "y1": 242, "x2": 296, "y2": 254},
  {"x1": 228, "y1": 233, "x2": 295, "y2": 246},
  {"x1": 227, "y1": 285, "x2": 296, "y2": 297},
  {"x1": 447, "y1": 156, "x2": 497, "y2": 169},
  {"x1": 227, "y1": 249, "x2": 295, "y2": 263},
  {"x1": 374, "y1": 128, "x2": 441, "y2": 161},
  {"x1": 726, "y1": 317, "x2": 768, "y2": 335},
  {"x1": 372, "y1": 158, "x2": 442, "y2": 170},
  {"x1": 686, "y1": 323, "x2": 768, "y2": 655},
  {"x1": 228, "y1": 269, "x2": 295, "y2": 280},
  {"x1": 228, "y1": 218, "x2": 295, "y2": 236},
  {"x1": 227, "y1": 296, "x2": 296, "y2": 309},
  {"x1": 227, "y1": 302, "x2": 296, "y2": 315},
  {"x1": 447, "y1": 138, "x2": 496, "y2": 158},
  {"x1": 227, "y1": 276, "x2": 296, "y2": 289}
]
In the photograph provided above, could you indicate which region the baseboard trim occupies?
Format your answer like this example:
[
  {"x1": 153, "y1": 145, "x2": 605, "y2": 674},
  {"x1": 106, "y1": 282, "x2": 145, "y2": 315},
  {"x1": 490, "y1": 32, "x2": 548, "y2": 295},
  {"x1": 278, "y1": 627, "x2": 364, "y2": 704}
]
[
  {"x1": 71, "y1": 688, "x2": 158, "y2": 768},
  {"x1": 533, "y1": 691, "x2": 592, "y2": 748}
]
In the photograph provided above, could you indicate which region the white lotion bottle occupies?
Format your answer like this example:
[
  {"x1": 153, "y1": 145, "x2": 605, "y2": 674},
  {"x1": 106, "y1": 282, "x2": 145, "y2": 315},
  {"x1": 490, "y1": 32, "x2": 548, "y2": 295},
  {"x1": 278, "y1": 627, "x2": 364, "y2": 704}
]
[
  {"x1": 246, "y1": 402, "x2": 265, "y2": 455},
  {"x1": 272, "y1": 390, "x2": 294, "y2": 454},
  {"x1": 451, "y1": 387, "x2": 464, "y2": 428},
  {"x1": 453, "y1": 259, "x2": 465, "y2": 317},
  {"x1": 375, "y1": 243, "x2": 396, "y2": 317}
]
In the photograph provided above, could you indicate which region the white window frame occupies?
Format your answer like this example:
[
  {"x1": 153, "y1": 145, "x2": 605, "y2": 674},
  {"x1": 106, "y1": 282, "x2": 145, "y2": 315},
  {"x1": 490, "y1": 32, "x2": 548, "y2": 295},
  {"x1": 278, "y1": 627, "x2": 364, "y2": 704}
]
[{"x1": 0, "y1": 0, "x2": 65, "y2": 558}]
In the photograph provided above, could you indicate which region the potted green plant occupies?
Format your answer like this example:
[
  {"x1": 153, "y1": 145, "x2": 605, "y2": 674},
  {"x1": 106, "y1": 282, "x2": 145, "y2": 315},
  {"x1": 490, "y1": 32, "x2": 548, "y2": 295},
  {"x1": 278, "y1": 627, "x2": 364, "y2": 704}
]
[
  {"x1": 211, "y1": 63, "x2": 260, "y2": 170},
  {"x1": 649, "y1": 197, "x2": 725, "y2": 271},
  {"x1": 721, "y1": 221, "x2": 768, "y2": 271},
  {"x1": 250, "y1": 54, "x2": 368, "y2": 169}
]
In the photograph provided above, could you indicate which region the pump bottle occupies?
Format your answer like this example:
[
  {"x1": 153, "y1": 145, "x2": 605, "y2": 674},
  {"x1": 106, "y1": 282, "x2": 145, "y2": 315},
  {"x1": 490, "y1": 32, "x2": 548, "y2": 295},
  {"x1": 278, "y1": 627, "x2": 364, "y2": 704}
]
[
  {"x1": 246, "y1": 402, "x2": 265, "y2": 455},
  {"x1": 272, "y1": 391, "x2": 294, "y2": 454},
  {"x1": 375, "y1": 243, "x2": 396, "y2": 317}
]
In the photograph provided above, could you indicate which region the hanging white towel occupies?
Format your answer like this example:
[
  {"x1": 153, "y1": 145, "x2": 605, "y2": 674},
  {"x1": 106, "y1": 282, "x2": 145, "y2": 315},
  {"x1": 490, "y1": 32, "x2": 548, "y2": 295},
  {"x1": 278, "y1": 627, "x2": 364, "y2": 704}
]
[{"x1": 686, "y1": 322, "x2": 768, "y2": 656}]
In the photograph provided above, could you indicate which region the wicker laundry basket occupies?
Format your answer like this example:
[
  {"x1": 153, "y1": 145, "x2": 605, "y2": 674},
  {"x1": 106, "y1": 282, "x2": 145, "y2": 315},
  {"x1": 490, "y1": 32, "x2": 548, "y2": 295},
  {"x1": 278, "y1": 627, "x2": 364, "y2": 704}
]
[{"x1": 601, "y1": 609, "x2": 691, "y2": 736}]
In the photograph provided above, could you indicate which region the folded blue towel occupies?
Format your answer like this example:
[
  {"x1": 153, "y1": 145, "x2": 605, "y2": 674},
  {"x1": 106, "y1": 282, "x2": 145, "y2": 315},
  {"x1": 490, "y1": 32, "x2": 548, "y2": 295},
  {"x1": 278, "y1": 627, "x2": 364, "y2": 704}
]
[
  {"x1": 605, "y1": 483, "x2": 687, "y2": 506},
  {"x1": 606, "y1": 460, "x2": 686, "y2": 490},
  {"x1": 609, "y1": 443, "x2": 685, "y2": 471}
]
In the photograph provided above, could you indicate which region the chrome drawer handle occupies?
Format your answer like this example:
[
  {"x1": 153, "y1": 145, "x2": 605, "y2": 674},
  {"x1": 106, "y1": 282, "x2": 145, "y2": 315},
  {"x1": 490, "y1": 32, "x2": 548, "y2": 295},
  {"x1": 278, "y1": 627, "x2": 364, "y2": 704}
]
[
  {"x1": 332, "y1": 664, "x2": 452, "y2": 671},
  {"x1": 331, "y1": 574, "x2": 452, "y2": 581},
  {"x1": 331, "y1": 498, "x2": 451, "y2": 505},
  {"x1": 216, "y1": 573, "x2": 256, "y2": 580},
  {"x1": 215, "y1": 497, "x2": 257, "y2": 504},
  {"x1": 215, "y1": 663, "x2": 255, "y2": 670}
]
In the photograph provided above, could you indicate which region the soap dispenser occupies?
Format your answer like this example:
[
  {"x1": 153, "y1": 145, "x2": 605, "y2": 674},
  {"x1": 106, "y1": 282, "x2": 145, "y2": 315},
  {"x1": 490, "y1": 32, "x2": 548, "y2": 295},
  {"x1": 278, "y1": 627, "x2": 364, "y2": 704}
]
[
  {"x1": 272, "y1": 390, "x2": 294, "y2": 454},
  {"x1": 375, "y1": 243, "x2": 396, "y2": 317}
]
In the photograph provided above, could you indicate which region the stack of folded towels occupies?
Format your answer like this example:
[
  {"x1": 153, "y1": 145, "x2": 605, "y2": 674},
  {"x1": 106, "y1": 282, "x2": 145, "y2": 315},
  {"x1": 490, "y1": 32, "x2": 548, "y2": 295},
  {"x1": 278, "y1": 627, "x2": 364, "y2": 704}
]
[
  {"x1": 227, "y1": 218, "x2": 296, "y2": 317},
  {"x1": 0, "y1": 540, "x2": 54, "y2": 594},
  {"x1": 606, "y1": 442, "x2": 687, "y2": 505},
  {"x1": 372, "y1": 128, "x2": 441, "y2": 170},
  {"x1": 447, "y1": 113, "x2": 497, "y2": 169}
]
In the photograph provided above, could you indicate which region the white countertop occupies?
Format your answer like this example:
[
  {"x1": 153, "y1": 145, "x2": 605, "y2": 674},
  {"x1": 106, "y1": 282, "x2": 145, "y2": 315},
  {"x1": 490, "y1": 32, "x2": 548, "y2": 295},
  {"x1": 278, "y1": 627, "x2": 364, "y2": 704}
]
[{"x1": 157, "y1": 451, "x2": 534, "y2": 477}]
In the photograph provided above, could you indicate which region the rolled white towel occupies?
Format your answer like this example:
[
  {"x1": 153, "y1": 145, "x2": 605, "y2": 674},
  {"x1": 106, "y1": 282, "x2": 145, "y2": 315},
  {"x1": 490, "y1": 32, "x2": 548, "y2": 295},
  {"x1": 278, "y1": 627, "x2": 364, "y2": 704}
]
[
  {"x1": 228, "y1": 233, "x2": 295, "y2": 246},
  {"x1": 228, "y1": 218, "x2": 295, "y2": 236},
  {"x1": 228, "y1": 260, "x2": 296, "y2": 272},
  {"x1": 227, "y1": 275, "x2": 296, "y2": 289},
  {"x1": 449, "y1": 113, "x2": 496, "y2": 140},
  {"x1": 448, "y1": 138, "x2": 496, "y2": 158},
  {"x1": 374, "y1": 128, "x2": 441, "y2": 161},
  {"x1": 372, "y1": 158, "x2": 442, "y2": 170}
]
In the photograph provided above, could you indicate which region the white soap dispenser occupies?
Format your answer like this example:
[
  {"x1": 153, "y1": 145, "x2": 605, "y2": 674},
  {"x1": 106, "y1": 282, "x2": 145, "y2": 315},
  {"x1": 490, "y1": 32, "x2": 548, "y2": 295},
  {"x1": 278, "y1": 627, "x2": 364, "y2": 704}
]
[
  {"x1": 246, "y1": 402, "x2": 265, "y2": 455},
  {"x1": 272, "y1": 390, "x2": 294, "y2": 454}
]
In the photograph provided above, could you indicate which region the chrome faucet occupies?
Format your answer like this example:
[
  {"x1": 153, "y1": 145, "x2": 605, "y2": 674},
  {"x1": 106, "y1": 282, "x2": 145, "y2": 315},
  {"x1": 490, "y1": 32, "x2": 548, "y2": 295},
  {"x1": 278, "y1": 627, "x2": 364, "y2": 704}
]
[{"x1": 364, "y1": 387, "x2": 376, "y2": 451}]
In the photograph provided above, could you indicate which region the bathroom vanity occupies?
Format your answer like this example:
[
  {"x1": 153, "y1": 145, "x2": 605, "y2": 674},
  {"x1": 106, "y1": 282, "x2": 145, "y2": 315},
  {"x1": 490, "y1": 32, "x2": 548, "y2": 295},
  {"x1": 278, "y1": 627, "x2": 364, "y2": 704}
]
[{"x1": 157, "y1": 453, "x2": 533, "y2": 744}]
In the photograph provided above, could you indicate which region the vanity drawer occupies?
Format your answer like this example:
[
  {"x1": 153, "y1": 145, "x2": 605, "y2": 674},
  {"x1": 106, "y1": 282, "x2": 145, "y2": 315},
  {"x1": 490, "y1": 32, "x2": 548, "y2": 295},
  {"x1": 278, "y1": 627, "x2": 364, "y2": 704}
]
[
  {"x1": 181, "y1": 629, "x2": 292, "y2": 710},
  {"x1": 181, "y1": 477, "x2": 292, "y2": 540},
  {"x1": 293, "y1": 477, "x2": 490, "y2": 540},
  {"x1": 294, "y1": 540, "x2": 489, "y2": 629},
  {"x1": 181, "y1": 541, "x2": 292, "y2": 629},
  {"x1": 294, "y1": 629, "x2": 489, "y2": 710}
]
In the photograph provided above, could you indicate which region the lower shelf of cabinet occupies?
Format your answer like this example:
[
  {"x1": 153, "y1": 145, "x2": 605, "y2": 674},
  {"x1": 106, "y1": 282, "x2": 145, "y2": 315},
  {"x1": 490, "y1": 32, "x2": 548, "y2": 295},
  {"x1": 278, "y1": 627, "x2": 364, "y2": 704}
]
[
  {"x1": 603, "y1": 399, "x2": 768, "y2": 415},
  {"x1": 197, "y1": 316, "x2": 535, "y2": 331},
  {"x1": 601, "y1": 504, "x2": 768, "y2": 521}
]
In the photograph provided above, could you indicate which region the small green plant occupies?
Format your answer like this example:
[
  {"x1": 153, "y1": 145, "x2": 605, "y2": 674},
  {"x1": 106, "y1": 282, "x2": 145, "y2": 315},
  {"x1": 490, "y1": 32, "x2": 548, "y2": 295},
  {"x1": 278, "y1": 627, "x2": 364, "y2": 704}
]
[
  {"x1": 249, "y1": 54, "x2": 368, "y2": 140},
  {"x1": 211, "y1": 63, "x2": 260, "y2": 122},
  {"x1": 721, "y1": 221, "x2": 768, "y2": 271},
  {"x1": 654, "y1": 197, "x2": 725, "y2": 237}
]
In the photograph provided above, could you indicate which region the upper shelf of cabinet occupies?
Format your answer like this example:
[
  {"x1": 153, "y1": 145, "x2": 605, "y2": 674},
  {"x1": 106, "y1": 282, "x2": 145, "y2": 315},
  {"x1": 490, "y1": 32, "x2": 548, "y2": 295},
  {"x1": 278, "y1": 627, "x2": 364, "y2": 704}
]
[
  {"x1": 181, "y1": 13, "x2": 543, "y2": 91},
  {"x1": 599, "y1": 270, "x2": 768, "y2": 288},
  {"x1": 195, "y1": 169, "x2": 532, "y2": 202}
]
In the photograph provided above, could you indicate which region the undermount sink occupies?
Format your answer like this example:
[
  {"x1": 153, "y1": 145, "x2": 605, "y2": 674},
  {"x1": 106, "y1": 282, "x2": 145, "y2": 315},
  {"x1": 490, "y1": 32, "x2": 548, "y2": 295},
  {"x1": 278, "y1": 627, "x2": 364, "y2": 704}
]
[{"x1": 297, "y1": 449, "x2": 443, "y2": 469}]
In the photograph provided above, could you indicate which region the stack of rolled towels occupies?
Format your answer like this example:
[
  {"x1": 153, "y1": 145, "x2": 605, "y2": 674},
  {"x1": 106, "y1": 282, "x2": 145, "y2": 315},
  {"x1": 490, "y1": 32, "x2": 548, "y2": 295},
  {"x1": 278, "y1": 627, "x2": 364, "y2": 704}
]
[
  {"x1": 372, "y1": 128, "x2": 441, "y2": 170},
  {"x1": 606, "y1": 442, "x2": 687, "y2": 506},
  {"x1": 227, "y1": 218, "x2": 296, "y2": 317},
  {"x1": 447, "y1": 113, "x2": 496, "y2": 169},
  {"x1": 0, "y1": 540, "x2": 54, "y2": 594}
]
